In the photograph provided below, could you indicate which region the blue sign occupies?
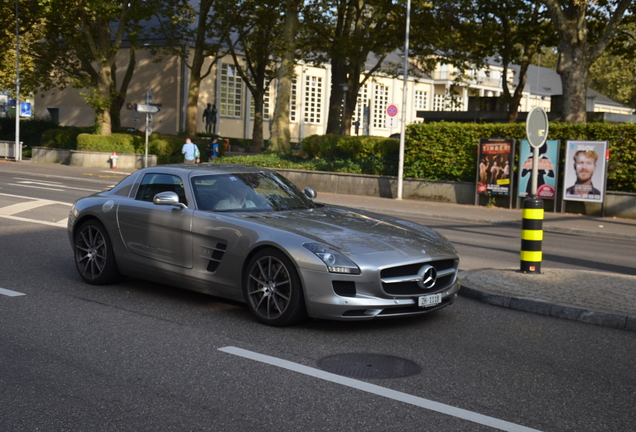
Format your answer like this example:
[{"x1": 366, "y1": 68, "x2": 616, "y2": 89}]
[
  {"x1": 8, "y1": 99, "x2": 16, "y2": 107},
  {"x1": 20, "y1": 103, "x2": 31, "y2": 117}
]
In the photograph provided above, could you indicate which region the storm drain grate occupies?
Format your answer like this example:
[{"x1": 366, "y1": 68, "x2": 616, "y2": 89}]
[{"x1": 317, "y1": 353, "x2": 421, "y2": 379}]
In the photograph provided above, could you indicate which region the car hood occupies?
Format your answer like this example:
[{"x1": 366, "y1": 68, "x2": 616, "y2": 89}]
[{"x1": 234, "y1": 205, "x2": 457, "y2": 258}]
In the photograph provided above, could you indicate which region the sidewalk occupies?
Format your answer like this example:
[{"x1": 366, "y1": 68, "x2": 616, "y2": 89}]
[{"x1": 3, "y1": 160, "x2": 636, "y2": 331}]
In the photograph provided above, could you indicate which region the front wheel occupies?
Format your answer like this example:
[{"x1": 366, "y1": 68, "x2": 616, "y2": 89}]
[
  {"x1": 74, "y1": 219, "x2": 121, "y2": 285},
  {"x1": 243, "y1": 248, "x2": 307, "y2": 326}
]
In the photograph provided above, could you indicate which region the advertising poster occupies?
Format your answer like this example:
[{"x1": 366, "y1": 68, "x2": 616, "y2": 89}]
[
  {"x1": 477, "y1": 138, "x2": 515, "y2": 196},
  {"x1": 518, "y1": 140, "x2": 559, "y2": 199},
  {"x1": 563, "y1": 141, "x2": 607, "y2": 203}
]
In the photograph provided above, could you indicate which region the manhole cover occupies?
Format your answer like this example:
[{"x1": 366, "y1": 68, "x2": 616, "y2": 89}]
[{"x1": 317, "y1": 353, "x2": 421, "y2": 379}]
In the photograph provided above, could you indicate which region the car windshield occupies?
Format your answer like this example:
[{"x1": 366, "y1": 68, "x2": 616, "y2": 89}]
[{"x1": 191, "y1": 172, "x2": 318, "y2": 212}]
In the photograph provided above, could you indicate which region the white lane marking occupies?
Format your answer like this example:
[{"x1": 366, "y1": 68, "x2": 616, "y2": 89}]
[
  {"x1": 0, "y1": 287, "x2": 26, "y2": 297},
  {"x1": 0, "y1": 200, "x2": 53, "y2": 215},
  {"x1": 8, "y1": 183, "x2": 65, "y2": 192},
  {"x1": 0, "y1": 214, "x2": 67, "y2": 227},
  {"x1": 13, "y1": 178, "x2": 102, "y2": 192},
  {"x1": 0, "y1": 192, "x2": 73, "y2": 206},
  {"x1": 219, "y1": 346, "x2": 542, "y2": 432},
  {"x1": 0, "y1": 194, "x2": 72, "y2": 227}
]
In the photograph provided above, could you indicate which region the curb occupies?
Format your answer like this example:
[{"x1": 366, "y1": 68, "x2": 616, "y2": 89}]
[{"x1": 458, "y1": 284, "x2": 636, "y2": 332}]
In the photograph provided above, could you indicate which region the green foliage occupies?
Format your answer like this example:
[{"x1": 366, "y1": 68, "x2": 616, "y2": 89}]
[
  {"x1": 0, "y1": 116, "x2": 59, "y2": 148},
  {"x1": 76, "y1": 133, "x2": 136, "y2": 153},
  {"x1": 40, "y1": 127, "x2": 91, "y2": 149}
]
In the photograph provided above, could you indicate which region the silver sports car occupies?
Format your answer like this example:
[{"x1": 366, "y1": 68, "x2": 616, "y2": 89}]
[{"x1": 68, "y1": 164, "x2": 460, "y2": 326}]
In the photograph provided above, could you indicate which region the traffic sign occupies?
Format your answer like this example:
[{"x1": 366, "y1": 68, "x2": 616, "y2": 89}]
[
  {"x1": 526, "y1": 106, "x2": 549, "y2": 149},
  {"x1": 387, "y1": 104, "x2": 398, "y2": 117},
  {"x1": 135, "y1": 103, "x2": 160, "y2": 113}
]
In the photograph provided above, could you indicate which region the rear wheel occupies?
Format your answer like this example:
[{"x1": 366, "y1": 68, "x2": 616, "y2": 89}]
[
  {"x1": 74, "y1": 219, "x2": 121, "y2": 285},
  {"x1": 244, "y1": 248, "x2": 307, "y2": 326}
]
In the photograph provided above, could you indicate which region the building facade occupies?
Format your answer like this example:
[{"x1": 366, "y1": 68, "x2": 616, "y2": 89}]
[{"x1": 34, "y1": 49, "x2": 634, "y2": 142}]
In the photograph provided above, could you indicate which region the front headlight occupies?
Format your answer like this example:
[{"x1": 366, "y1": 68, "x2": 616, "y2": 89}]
[{"x1": 303, "y1": 243, "x2": 360, "y2": 274}]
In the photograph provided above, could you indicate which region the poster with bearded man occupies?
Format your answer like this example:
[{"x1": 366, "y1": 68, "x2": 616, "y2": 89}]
[{"x1": 563, "y1": 141, "x2": 607, "y2": 203}]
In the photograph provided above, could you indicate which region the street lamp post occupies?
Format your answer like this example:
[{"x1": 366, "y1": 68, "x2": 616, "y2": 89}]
[
  {"x1": 396, "y1": 0, "x2": 411, "y2": 200},
  {"x1": 15, "y1": 0, "x2": 21, "y2": 162}
]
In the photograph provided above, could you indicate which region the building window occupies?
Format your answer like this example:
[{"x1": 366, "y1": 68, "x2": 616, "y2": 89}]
[
  {"x1": 290, "y1": 77, "x2": 298, "y2": 122},
  {"x1": 304, "y1": 76, "x2": 322, "y2": 124},
  {"x1": 433, "y1": 93, "x2": 447, "y2": 111},
  {"x1": 354, "y1": 84, "x2": 369, "y2": 125},
  {"x1": 413, "y1": 90, "x2": 427, "y2": 123},
  {"x1": 220, "y1": 64, "x2": 243, "y2": 118},
  {"x1": 373, "y1": 84, "x2": 389, "y2": 129},
  {"x1": 250, "y1": 86, "x2": 271, "y2": 120}
]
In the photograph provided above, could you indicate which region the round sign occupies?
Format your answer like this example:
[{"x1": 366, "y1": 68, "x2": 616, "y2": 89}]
[
  {"x1": 387, "y1": 104, "x2": 398, "y2": 117},
  {"x1": 526, "y1": 106, "x2": 549, "y2": 149}
]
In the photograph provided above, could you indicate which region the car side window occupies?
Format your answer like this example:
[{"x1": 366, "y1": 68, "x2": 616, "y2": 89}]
[{"x1": 135, "y1": 173, "x2": 187, "y2": 205}]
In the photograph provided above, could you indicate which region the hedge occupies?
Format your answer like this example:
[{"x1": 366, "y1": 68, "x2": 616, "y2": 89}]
[
  {"x1": 404, "y1": 122, "x2": 636, "y2": 193},
  {"x1": 76, "y1": 133, "x2": 138, "y2": 153}
]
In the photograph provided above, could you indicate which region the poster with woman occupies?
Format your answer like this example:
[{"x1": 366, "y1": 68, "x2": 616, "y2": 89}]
[
  {"x1": 517, "y1": 139, "x2": 559, "y2": 199},
  {"x1": 477, "y1": 138, "x2": 515, "y2": 196},
  {"x1": 563, "y1": 141, "x2": 607, "y2": 203}
]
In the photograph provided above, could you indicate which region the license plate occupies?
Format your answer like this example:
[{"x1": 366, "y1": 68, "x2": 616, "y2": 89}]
[{"x1": 418, "y1": 293, "x2": 442, "y2": 308}]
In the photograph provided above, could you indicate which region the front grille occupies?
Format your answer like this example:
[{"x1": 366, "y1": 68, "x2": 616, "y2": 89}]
[
  {"x1": 333, "y1": 281, "x2": 356, "y2": 297},
  {"x1": 380, "y1": 259, "x2": 457, "y2": 295}
]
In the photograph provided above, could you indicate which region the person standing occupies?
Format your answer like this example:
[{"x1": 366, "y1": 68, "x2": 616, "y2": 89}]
[
  {"x1": 206, "y1": 138, "x2": 220, "y2": 162},
  {"x1": 182, "y1": 138, "x2": 200, "y2": 164},
  {"x1": 202, "y1": 103, "x2": 217, "y2": 134}
]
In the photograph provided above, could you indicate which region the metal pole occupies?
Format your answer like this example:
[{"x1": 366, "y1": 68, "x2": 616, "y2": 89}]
[
  {"x1": 145, "y1": 113, "x2": 149, "y2": 168},
  {"x1": 396, "y1": 0, "x2": 411, "y2": 200},
  {"x1": 15, "y1": 0, "x2": 21, "y2": 162},
  {"x1": 531, "y1": 146, "x2": 539, "y2": 197}
]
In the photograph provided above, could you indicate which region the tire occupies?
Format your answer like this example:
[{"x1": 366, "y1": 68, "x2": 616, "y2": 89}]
[
  {"x1": 74, "y1": 219, "x2": 121, "y2": 285},
  {"x1": 243, "y1": 248, "x2": 307, "y2": 326}
]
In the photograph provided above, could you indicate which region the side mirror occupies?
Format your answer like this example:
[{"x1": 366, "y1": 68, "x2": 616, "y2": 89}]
[
  {"x1": 304, "y1": 187, "x2": 317, "y2": 201},
  {"x1": 153, "y1": 191, "x2": 187, "y2": 209}
]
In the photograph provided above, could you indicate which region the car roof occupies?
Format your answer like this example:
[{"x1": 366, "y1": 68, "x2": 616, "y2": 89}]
[{"x1": 141, "y1": 163, "x2": 276, "y2": 176}]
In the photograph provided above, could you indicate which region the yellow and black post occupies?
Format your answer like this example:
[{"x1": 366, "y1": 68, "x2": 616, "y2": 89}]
[{"x1": 520, "y1": 197, "x2": 544, "y2": 273}]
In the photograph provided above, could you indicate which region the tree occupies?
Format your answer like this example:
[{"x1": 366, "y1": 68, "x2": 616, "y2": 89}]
[
  {"x1": 31, "y1": 0, "x2": 156, "y2": 134},
  {"x1": 154, "y1": 0, "x2": 225, "y2": 136},
  {"x1": 588, "y1": 19, "x2": 636, "y2": 109},
  {"x1": 542, "y1": 0, "x2": 632, "y2": 123},
  {"x1": 218, "y1": 0, "x2": 286, "y2": 150},
  {"x1": 268, "y1": 0, "x2": 302, "y2": 152},
  {"x1": 301, "y1": 0, "x2": 406, "y2": 135},
  {"x1": 0, "y1": 0, "x2": 45, "y2": 97},
  {"x1": 424, "y1": 0, "x2": 555, "y2": 123}
]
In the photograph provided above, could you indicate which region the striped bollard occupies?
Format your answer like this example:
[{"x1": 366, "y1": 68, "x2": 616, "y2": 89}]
[{"x1": 520, "y1": 197, "x2": 544, "y2": 273}]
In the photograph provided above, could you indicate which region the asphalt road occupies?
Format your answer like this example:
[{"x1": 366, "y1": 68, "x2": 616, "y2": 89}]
[{"x1": 1, "y1": 165, "x2": 635, "y2": 432}]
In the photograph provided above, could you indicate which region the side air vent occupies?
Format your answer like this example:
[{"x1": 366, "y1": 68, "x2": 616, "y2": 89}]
[{"x1": 201, "y1": 243, "x2": 227, "y2": 272}]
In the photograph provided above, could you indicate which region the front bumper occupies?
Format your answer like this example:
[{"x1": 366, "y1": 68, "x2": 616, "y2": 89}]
[{"x1": 299, "y1": 268, "x2": 460, "y2": 321}]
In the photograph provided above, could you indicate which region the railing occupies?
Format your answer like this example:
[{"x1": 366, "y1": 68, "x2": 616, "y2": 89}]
[{"x1": 0, "y1": 141, "x2": 21, "y2": 159}]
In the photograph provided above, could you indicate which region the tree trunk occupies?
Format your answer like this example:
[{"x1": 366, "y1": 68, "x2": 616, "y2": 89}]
[
  {"x1": 96, "y1": 64, "x2": 113, "y2": 135},
  {"x1": 556, "y1": 45, "x2": 588, "y2": 123},
  {"x1": 186, "y1": 66, "x2": 203, "y2": 136},
  {"x1": 110, "y1": 48, "x2": 136, "y2": 131},
  {"x1": 186, "y1": 0, "x2": 217, "y2": 136},
  {"x1": 326, "y1": 57, "x2": 346, "y2": 135},
  {"x1": 269, "y1": 0, "x2": 299, "y2": 152},
  {"x1": 252, "y1": 90, "x2": 265, "y2": 150}
]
